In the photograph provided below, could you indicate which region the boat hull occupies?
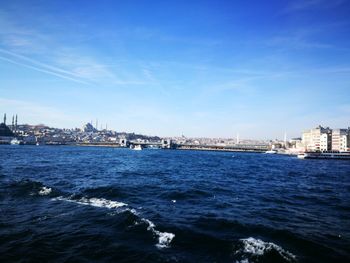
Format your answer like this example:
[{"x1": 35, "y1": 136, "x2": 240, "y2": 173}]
[{"x1": 298, "y1": 152, "x2": 350, "y2": 160}]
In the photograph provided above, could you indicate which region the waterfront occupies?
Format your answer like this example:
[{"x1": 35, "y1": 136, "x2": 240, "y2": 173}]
[{"x1": 1, "y1": 146, "x2": 349, "y2": 262}]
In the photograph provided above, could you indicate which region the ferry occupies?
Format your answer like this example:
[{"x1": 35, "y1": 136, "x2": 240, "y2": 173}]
[
  {"x1": 265, "y1": 150, "x2": 277, "y2": 154},
  {"x1": 10, "y1": 138, "x2": 23, "y2": 145},
  {"x1": 130, "y1": 144, "x2": 142, "y2": 151},
  {"x1": 298, "y1": 152, "x2": 350, "y2": 160}
]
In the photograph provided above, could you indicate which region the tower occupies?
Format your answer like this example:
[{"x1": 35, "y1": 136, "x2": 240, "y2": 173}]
[{"x1": 3, "y1": 113, "x2": 6, "y2": 124}]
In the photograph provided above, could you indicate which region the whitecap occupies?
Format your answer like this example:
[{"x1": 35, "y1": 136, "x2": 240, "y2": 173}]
[
  {"x1": 141, "y1": 218, "x2": 156, "y2": 230},
  {"x1": 141, "y1": 218, "x2": 175, "y2": 249},
  {"x1": 52, "y1": 196, "x2": 127, "y2": 209},
  {"x1": 155, "y1": 231, "x2": 175, "y2": 249},
  {"x1": 53, "y1": 196, "x2": 175, "y2": 248},
  {"x1": 236, "y1": 237, "x2": 296, "y2": 262},
  {"x1": 39, "y1": 186, "x2": 52, "y2": 196}
]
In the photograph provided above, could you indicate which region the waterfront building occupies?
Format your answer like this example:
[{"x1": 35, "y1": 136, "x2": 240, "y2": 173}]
[
  {"x1": 320, "y1": 133, "x2": 331, "y2": 151},
  {"x1": 332, "y1": 129, "x2": 350, "y2": 152},
  {"x1": 302, "y1": 126, "x2": 350, "y2": 152},
  {"x1": 302, "y1": 125, "x2": 332, "y2": 152}
]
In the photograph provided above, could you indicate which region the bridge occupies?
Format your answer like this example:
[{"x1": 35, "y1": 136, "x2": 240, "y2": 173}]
[
  {"x1": 124, "y1": 138, "x2": 268, "y2": 152},
  {"x1": 121, "y1": 138, "x2": 172, "y2": 149},
  {"x1": 174, "y1": 143, "x2": 268, "y2": 152}
]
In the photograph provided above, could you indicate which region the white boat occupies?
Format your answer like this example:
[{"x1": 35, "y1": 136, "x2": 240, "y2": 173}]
[
  {"x1": 298, "y1": 152, "x2": 350, "y2": 160},
  {"x1": 265, "y1": 150, "x2": 277, "y2": 154},
  {"x1": 10, "y1": 138, "x2": 23, "y2": 145},
  {"x1": 130, "y1": 144, "x2": 142, "y2": 151}
]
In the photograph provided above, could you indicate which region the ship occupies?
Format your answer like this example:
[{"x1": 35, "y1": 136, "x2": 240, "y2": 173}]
[
  {"x1": 130, "y1": 144, "x2": 142, "y2": 151},
  {"x1": 265, "y1": 150, "x2": 277, "y2": 154},
  {"x1": 10, "y1": 138, "x2": 23, "y2": 145},
  {"x1": 297, "y1": 152, "x2": 350, "y2": 160}
]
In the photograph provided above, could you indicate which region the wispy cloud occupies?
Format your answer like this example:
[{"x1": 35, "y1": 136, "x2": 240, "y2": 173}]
[
  {"x1": 0, "y1": 11, "x2": 154, "y2": 87},
  {"x1": 0, "y1": 41, "x2": 153, "y2": 87},
  {"x1": 0, "y1": 49, "x2": 91, "y2": 84}
]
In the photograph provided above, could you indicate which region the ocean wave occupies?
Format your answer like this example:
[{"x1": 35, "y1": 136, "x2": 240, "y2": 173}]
[
  {"x1": 52, "y1": 196, "x2": 127, "y2": 209},
  {"x1": 141, "y1": 218, "x2": 175, "y2": 249},
  {"x1": 38, "y1": 186, "x2": 52, "y2": 196},
  {"x1": 5, "y1": 179, "x2": 59, "y2": 197},
  {"x1": 235, "y1": 237, "x2": 297, "y2": 262},
  {"x1": 53, "y1": 196, "x2": 175, "y2": 249}
]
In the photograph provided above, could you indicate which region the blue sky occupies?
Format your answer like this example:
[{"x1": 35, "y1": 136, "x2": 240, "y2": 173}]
[{"x1": 0, "y1": 0, "x2": 349, "y2": 139}]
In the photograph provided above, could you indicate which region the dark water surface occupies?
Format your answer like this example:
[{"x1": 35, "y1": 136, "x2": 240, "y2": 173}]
[{"x1": 1, "y1": 146, "x2": 350, "y2": 262}]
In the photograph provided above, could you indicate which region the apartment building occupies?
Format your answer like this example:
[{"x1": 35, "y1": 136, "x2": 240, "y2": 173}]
[
  {"x1": 302, "y1": 126, "x2": 332, "y2": 151},
  {"x1": 332, "y1": 129, "x2": 350, "y2": 152},
  {"x1": 302, "y1": 126, "x2": 349, "y2": 152}
]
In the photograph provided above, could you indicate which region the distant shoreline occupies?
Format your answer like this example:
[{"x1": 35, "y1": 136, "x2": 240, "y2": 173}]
[{"x1": 1, "y1": 143, "x2": 268, "y2": 153}]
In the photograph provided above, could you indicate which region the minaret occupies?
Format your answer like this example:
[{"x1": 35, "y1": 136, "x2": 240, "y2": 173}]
[
  {"x1": 3, "y1": 113, "x2": 6, "y2": 124},
  {"x1": 236, "y1": 133, "x2": 240, "y2": 144},
  {"x1": 284, "y1": 132, "x2": 287, "y2": 147},
  {"x1": 15, "y1": 114, "x2": 18, "y2": 131},
  {"x1": 12, "y1": 115, "x2": 14, "y2": 130}
]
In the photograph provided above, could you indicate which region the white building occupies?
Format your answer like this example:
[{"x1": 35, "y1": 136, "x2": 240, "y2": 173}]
[
  {"x1": 302, "y1": 126, "x2": 332, "y2": 152},
  {"x1": 332, "y1": 129, "x2": 349, "y2": 152},
  {"x1": 320, "y1": 133, "x2": 331, "y2": 151}
]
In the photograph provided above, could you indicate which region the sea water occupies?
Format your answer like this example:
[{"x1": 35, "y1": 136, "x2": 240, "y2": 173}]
[{"x1": 0, "y1": 146, "x2": 349, "y2": 262}]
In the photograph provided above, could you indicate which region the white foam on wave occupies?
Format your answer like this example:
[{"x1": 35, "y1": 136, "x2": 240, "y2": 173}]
[
  {"x1": 52, "y1": 196, "x2": 127, "y2": 209},
  {"x1": 155, "y1": 231, "x2": 175, "y2": 249},
  {"x1": 141, "y1": 218, "x2": 175, "y2": 249},
  {"x1": 39, "y1": 186, "x2": 52, "y2": 196},
  {"x1": 236, "y1": 237, "x2": 296, "y2": 262},
  {"x1": 52, "y1": 196, "x2": 175, "y2": 248}
]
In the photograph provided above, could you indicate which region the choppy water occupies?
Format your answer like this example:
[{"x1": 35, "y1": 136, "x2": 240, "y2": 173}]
[{"x1": 0, "y1": 146, "x2": 350, "y2": 263}]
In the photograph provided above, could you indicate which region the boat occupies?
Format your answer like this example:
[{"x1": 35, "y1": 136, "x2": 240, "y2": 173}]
[
  {"x1": 10, "y1": 138, "x2": 23, "y2": 145},
  {"x1": 265, "y1": 150, "x2": 277, "y2": 154},
  {"x1": 130, "y1": 144, "x2": 142, "y2": 151},
  {"x1": 298, "y1": 152, "x2": 350, "y2": 160}
]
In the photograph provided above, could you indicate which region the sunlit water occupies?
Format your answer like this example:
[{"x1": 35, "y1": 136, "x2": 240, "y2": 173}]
[{"x1": 1, "y1": 146, "x2": 349, "y2": 262}]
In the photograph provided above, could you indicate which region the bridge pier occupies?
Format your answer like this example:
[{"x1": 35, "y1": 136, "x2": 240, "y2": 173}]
[
  {"x1": 161, "y1": 139, "x2": 172, "y2": 149},
  {"x1": 119, "y1": 138, "x2": 128, "y2": 147}
]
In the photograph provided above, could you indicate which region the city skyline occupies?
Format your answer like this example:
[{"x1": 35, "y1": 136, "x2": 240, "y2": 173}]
[{"x1": 1, "y1": 0, "x2": 350, "y2": 139}]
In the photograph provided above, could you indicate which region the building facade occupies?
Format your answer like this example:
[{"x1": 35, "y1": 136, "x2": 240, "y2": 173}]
[
  {"x1": 302, "y1": 126, "x2": 349, "y2": 152},
  {"x1": 332, "y1": 129, "x2": 349, "y2": 152},
  {"x1": 302, "y1": 126, "x2": 332, "y2": 152}
]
